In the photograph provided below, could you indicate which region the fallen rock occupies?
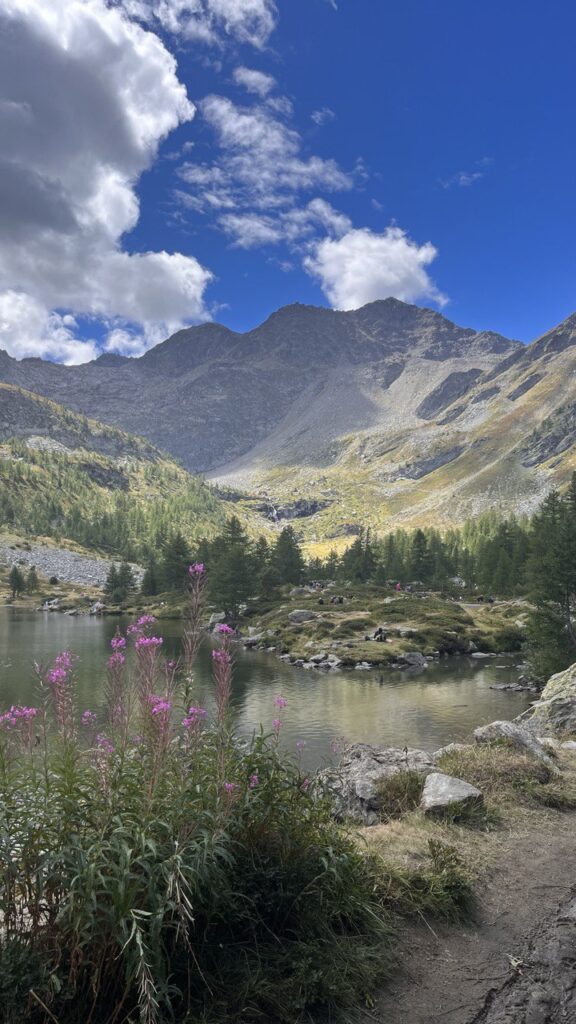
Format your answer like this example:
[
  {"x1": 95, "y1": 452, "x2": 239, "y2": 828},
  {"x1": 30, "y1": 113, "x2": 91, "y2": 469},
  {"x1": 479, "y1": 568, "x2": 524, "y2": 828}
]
[
  {"x1": 288, "y1": 609, "x2": 318, "y2": 624},
  {"x1": 290, "y1": 587, "x2": 312, "y2": 597},
  {"x1": 318, "y1": 743, "x2": 436, "y2": 825},
  {"x1": 208, "y1": 612, "x2": 226, "y2": 629},
  {"x1": 521, "y1": 661, "x2": 576, "y2": 736},
  {"x1": 474, "y1": 720, "x2": 558, "y2": 769},
  {"x1": 309, "y1": 652, "x2": 328, "y2": 664},
  {"x1": 420, "y1": 772, "x2": 483, "y2": 817}
]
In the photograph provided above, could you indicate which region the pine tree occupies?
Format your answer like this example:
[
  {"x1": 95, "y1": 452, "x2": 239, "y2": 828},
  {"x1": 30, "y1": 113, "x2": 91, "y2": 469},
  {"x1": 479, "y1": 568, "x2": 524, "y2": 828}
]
[
  {"x1": 26, "y1": 565, "x2": 39, "y2": 593},
  {"x1": 209, "y1": 517, "x2": 253, "y2": 617},
  {"x1": 117, "y1": 561, "x2": 136, "y2": 598},
  {"x1": 141, "y1": 557, "x2": 159, "y2": 597},
  {"x1": 104, "y1": 563, "x2": 119, "y2": 599},
  {"x1": 9, "y1": 566, "x2": 25, "y2": 598},
  {"x1": 160, "y1": 532, "x2": 192, "y2": 592},
  {"x1": 271, "y1": 527, "x2": 305, "y2": 584}
]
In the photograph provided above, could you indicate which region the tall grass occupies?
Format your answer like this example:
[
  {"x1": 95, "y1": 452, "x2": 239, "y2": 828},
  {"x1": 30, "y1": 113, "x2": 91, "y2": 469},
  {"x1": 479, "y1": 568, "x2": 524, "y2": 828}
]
[{"x1": 0, "y1": 568, "x2": 392, "y2": 1023}]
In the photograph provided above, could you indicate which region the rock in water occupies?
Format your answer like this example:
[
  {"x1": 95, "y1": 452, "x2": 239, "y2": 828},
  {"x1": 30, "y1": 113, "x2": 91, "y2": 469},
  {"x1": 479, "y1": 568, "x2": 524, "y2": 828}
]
[
  {"x1": 318, "y1": 743, "x2": 435, "y2": 825},
  {"x1": 474, "y1": 720, "x2": 558, "y2": 769},
  {"x1": 521, "y1": 661, "x2": 576, "y2": 736},
  {"x1": 420, "y1": 772, "x2": 483, "y2": 817}
]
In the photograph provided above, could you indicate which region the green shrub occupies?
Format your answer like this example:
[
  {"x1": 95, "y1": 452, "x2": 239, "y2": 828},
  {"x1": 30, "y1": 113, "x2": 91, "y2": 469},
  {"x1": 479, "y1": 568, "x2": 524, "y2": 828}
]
[
  {"x1": 378, "y1": 841, "x2": 474, "y2": 921},
  {"x1": 0, "y1": 614, "x2": 392, "y2": 1024}
]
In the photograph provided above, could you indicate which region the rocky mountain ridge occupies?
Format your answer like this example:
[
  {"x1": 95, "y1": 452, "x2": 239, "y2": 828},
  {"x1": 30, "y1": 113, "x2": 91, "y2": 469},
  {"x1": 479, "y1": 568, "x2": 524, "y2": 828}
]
[{"x1": 2, "y1": 300, "x2": 576, "y2": 543}]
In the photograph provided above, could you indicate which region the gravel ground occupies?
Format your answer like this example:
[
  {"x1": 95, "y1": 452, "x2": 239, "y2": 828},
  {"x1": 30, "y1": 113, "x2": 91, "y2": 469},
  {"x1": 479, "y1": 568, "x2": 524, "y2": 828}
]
[{"x1": 0, "y1": 541, "x2": 141, "y2": 588}]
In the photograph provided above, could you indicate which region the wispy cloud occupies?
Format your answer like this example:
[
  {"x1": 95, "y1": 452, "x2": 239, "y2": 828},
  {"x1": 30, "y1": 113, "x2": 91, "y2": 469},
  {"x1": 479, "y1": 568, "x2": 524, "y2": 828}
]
[
  {"x1": 233, "y1": 66, "x2": 276, "y2": 97},
  {"x1": 439, "y1": 157, "x2": 493, "y2": 190},
  {"x1": 311, "y1": 106, "x2": 335, "y2": 125}
]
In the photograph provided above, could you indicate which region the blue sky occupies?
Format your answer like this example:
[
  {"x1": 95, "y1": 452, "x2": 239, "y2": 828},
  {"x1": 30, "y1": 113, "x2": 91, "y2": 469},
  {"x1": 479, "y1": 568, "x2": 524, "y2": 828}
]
[{"x1": 0, "y1": 0, "x2": 574, "y2": 361}]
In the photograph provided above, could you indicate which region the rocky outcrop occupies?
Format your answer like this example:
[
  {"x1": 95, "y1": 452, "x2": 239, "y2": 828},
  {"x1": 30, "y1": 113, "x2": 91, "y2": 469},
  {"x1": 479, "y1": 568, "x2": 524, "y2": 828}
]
[
  {"x1": 318, "y1": 743, "x2": 435, "y2": 825},
  {"x1": 420, "y1": 772, "x2": 483, "y2": 817},
  {"x1": 288, "y1": 609, "x2": 318, "y2": 624},
  {"x1": 474, "y1": 720, "x2": 557, "y2": 769},
  {"x1": 522, "y1": 661, "x2": 576, "y2": 736}
]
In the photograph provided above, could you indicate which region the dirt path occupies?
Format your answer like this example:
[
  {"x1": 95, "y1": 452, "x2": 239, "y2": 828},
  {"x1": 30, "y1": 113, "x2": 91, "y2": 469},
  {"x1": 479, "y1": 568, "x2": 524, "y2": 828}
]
[{"x1": 362, "y1": 810, "x2": 576, "y2": 1024}]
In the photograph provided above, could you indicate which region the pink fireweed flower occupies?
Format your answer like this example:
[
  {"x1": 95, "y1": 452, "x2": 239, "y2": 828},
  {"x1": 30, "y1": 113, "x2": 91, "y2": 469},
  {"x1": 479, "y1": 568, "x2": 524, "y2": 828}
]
[
  {"x1": 272, "y1": 719, "x2": 282, "y2": 734},
  {"x1": 165, "y1": 660, "x2": 178, "y2": 673},
  {"x1": 182, "y1": 706, "x2": 207, "y2": 729},
  {"x1": 96, "y1": 733, "x2": 114, "y2": 756},
  {"x1": 223, "y1": 782, "x2": 236, "y2": 794},
  {"x1": 0, "y1": 705, "x2": 39, "y2": 729},
  {"x1": 212, "y1": 648, "x2": 231, "y2": 665},
  {"x1": 135, "y1": 635, "x2": 163, "y2": 651},
  {"x1": 188, "y1": 563, "x2": 205, "y2": 576},
  {"x1": 110, "y1": 634, "x2": 126, "y2": 651},
  {"x1": 107, "y1": 651, "x2": 126, "y2": 669},
  {"x1": 150, "y1": 699, "x2": 172, "y2": 716},
  {"x1": 127, "y1": 614, "x2": 157, "y2": 636},
  {"x1": 81, "y1": 710, "x2": 97, "y2": 727},
  {"x1": 44, "y1": 650, "x2": 75, "y2": 737},
  {"x1": 249, "y1": 773, "x2": 259, "y2": 789},
  {"x1": 216, "y1": 623, "x2": 234, "y2": 635},
  {"x1": 274, "y1": 695, "x2": 288, "y2": 709}
]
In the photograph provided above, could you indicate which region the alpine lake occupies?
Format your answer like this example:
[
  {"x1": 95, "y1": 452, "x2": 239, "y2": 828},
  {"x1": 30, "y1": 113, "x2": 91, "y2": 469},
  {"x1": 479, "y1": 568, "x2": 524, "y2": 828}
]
[{"x1": 0, "y1": 607, "x2": 532, "y2": 771}]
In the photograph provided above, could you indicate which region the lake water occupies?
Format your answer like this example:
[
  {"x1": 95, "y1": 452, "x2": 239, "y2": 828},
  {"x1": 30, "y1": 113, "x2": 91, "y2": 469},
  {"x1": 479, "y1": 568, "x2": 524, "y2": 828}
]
[{"x1": 0, "y1": 608, "x2": 533, "y2": 770}]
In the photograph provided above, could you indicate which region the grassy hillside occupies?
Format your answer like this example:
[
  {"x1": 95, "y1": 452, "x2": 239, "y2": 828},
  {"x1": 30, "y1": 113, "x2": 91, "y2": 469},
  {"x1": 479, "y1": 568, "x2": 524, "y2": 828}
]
[{"x1": 0, "y1": 386, "x2": 268, "y2": 560}]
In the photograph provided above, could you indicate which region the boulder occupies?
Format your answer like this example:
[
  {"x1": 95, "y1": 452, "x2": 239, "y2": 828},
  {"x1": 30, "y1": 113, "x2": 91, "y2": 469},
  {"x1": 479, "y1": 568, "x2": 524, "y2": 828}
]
[
  {"x1": 309, "y1": 652, "x2": 328, "y2": 664},
  {"x1": 473, "y1": 720, "x2": 557, "y2": 769},
  {"x1": 208, "y1": 612, "x2": 226, "y2": 630},
  {"x1": 318, "y1": 743, "x2": 435, "y2": 825},
  {"x1": 521, "y1": 661, "x2": 576, "y2": 736},
  {"x1": 420, "y1": 772, "x2": 483, "y2": 817},
  {"x1": 398, "y1": 651, "x2": 428, "y2": 670},
  {"x1": 290, "y1": 587, "x2": 312, "y2": 597},
  {"x1": 288, "y1": 609, "x2": 318, "y2": 624}
]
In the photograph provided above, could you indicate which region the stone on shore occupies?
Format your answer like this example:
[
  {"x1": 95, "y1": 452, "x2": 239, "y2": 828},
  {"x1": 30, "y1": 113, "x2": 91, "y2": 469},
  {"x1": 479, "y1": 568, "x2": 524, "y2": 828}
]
[
  {"x1": 420, "y1": 772, "x2": 483, "y2": 817},
  {"x1": 318, "y1": 743, "x2": 435, "y2": 825},
  {"x1": 521, "y1": 661, "x2": 576, "y2": 736},
  {"x1": 474, "y1": 720, "x2": 557, "y2": 769}
]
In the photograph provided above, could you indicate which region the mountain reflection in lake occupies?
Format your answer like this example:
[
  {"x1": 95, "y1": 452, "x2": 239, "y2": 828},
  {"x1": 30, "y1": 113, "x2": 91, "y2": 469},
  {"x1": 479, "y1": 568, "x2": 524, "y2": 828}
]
[{"x1": 0, "y1": 608, "x2": 533, "y2": 770}]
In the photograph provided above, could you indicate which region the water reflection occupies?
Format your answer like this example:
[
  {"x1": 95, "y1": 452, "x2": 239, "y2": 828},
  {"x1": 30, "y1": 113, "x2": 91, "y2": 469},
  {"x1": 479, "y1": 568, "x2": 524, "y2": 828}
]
[{"x1": 0, "y1": 608, "x2": 532, "y2": 770}]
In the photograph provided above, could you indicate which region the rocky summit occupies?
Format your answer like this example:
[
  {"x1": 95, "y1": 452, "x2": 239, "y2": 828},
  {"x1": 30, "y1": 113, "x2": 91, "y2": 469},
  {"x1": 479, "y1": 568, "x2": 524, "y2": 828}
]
[{"x1": 2, "y1": 299, "x2": 576, "y2": 539}]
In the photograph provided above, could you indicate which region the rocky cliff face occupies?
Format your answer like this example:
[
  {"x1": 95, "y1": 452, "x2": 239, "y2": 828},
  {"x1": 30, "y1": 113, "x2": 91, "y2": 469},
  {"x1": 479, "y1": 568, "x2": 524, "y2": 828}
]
[{"x1": 2, "y1": 300, "x2": 576, "y2": 539}]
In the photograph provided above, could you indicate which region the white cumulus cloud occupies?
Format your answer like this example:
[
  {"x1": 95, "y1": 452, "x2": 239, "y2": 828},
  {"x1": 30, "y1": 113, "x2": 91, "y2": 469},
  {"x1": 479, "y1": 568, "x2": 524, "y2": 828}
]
[
  {"x1": 0, "y1": 0, "x2": 212, "y2": 362},
  {"x1": 304, "y1": 226, "x2": 448, "y2": 310},
  {"x1": 233, "y1": 66, "x2": 276, "y2": 97}
]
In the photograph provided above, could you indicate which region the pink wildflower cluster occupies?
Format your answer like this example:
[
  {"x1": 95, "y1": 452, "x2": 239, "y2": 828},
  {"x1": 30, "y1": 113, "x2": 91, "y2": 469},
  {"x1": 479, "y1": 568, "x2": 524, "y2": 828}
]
[
  {"x1": 188, "y1": 563, "x2": 205, "y2": 576},
  {"x1": 110, "y1": 634, "x2": 126, "y2": 651},
  {"x1": 223, "y1": 782, "x2": 236, "y2": 794},
  {"x1": 249, "y1": 773, "x2": 259, "y2": 789},
  {"x1": 135, "y1": 635, "x2": 163, "y2": 651},
  {"x1": 182, "y1": 706, "x2": 207, "y2": 730},
  {"x1": 272, "y1": 719, "x2": 282, "y2": 734},
  {"x1": 212, "y1": 648, "x2": 231, "y2": 666},
  {"x1": 44, "y1": 650, "x2": 75, "y2": 737},
  {"x1": 149, "y1": 694, "x2": 172, "y2": 718},
  {"x1": 107, "y1": 651, "x2": 126, "y2": 669},
  {"x1": 0, "y1": 705, "x2": 39, "y2": 729},
  {"x1": 274, "y1": 695, "x2": 288, "y2": 710},
  {"x1": 127, "y1": 614, "x2": 156, "y2": 637},
  {"x1": 96, "y1": 733, "x2": 114, "y2": 756},
  {"x1": 81, "y1": 710, "x2": 97, "y2": 727},
  {"x1": 215, "y1": 623, "x2": 234, "y2": 635}
]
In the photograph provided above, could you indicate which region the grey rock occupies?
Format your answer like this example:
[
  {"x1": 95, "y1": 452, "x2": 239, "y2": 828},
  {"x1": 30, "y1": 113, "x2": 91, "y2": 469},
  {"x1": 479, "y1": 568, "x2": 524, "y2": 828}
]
[
  {"x1": 288, "y1": 609, "x2": 318, "y2": 624},
  {"x1": 318, "y1": 743, "x2": 436, "y2": 825},
  {"x1": 398, "y1": 651, "x2": 428, "y2": 669},
  {"x1": 208, "y1": 612, "x2": 226, "y2": 629},
  {"x1": 521, "y1": 661, "x2": 576, "y2": 736},
  {"x1": 290, "y1": 587, "x2": 313, "y2": 597},
  {"x1": 309, "y1": 652, "x2": 328, "y2": 664},
  {"x1": 420, "y1": 772, "x2": 483, "y2": 816},
  {"x1": 474, "y1": 720, "x2": 558, "y2": 769}
]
